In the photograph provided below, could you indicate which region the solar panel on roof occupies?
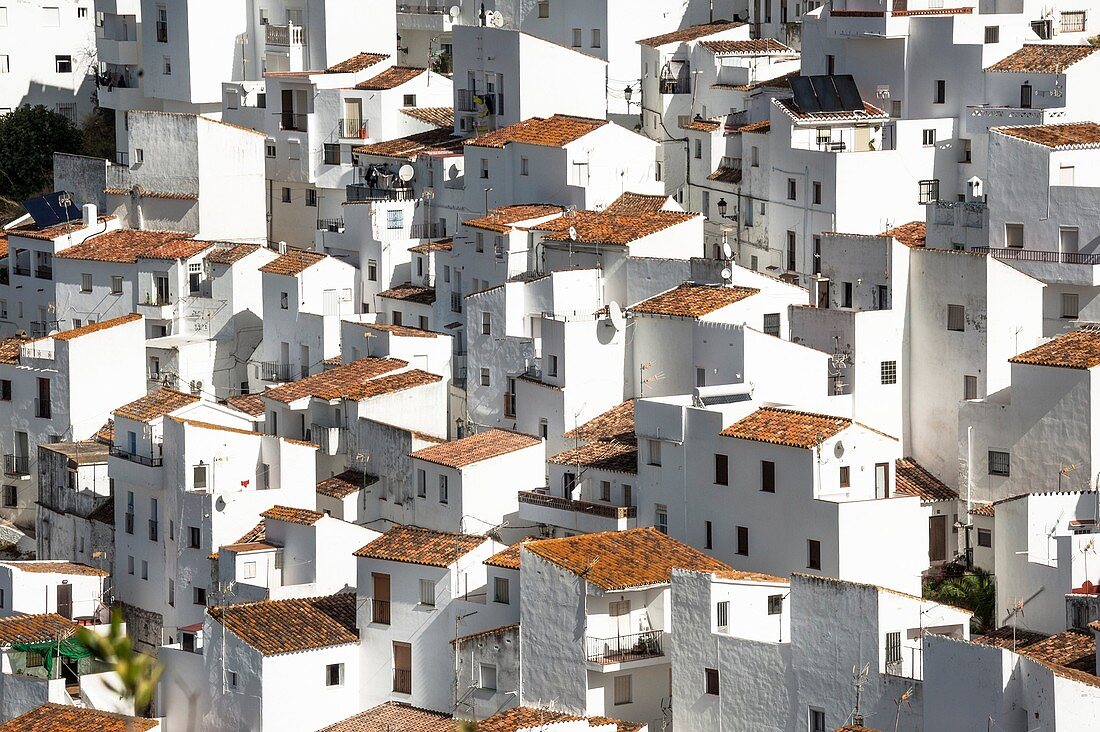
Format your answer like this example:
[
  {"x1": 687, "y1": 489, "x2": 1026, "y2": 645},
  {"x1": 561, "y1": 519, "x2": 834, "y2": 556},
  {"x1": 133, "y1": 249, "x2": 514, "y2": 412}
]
[
  {"x1": 810, "y1": 76, "x2": 844, "y2": 112},
  {"x1": 834, "y1": 75, "x2": 865, "y2": 112},
  {"x1": 789, "y1": 76, "x2": 821, "y2": 113},
  {"x1": 22, "y1": 191, "x2": 81, "y2": 228}
]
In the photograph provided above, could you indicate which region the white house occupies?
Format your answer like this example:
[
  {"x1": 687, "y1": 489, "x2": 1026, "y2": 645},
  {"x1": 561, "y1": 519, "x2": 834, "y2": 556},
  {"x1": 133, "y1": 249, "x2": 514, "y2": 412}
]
[
  {"x1": 35, "y1": 438, "x2": 113, "y2": 572},
  {"x1": 0, "y1": 560, "x2": 107, "y2": 620}
]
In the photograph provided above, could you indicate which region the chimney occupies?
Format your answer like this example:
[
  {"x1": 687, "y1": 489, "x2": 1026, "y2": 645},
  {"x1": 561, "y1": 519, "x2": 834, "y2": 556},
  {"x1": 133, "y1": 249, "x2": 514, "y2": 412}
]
[
  {"x1": 278, "y1": 240, "x2": 288, "y2": 254},
  {"x1": 82, "y1": 203, "x2": 97, "y2": 229}
]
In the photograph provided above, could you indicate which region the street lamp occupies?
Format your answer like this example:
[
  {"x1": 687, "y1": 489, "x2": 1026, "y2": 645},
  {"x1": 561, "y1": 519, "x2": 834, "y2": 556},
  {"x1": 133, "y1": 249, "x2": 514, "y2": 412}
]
[
  {"x1": 716, "y1": 198, "x2": 736, "y2": 221},
  {"x1": 624, "y1": 85, "x2": 633, "y2": 104}
]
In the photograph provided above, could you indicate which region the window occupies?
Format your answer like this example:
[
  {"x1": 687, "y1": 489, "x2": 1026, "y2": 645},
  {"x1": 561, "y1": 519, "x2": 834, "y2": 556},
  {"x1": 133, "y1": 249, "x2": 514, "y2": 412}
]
[
  {"x1": 125, "y1": 491, "x2": 134, "y2": 533},
  {"x1": 188, "y1": 526, "x2": 201, "y2": 549},
  {"x1": 807, "y1": 539, "x2": 821, "y2": 570},
  {"x1": 655, "y1": 504, "x2": 668, "y2": 534},
  {"x1": 934, "y1": 79, "x2": 946, "y2": 104},
  {"x1": 613, "y1": 675, "x2": 632, "y2": 705},
  {"x1": 988, "y1": 450, "x2": 1010, "y2": 477},
  {"x1": 163, "y1": 56, "x2": 172, "y2": 75},
  {"x1": 323, "y1": 143, "x2": 340, "y2": 166},
  {"x1": 520, "y1": 156, "x2": 529, "y2": 175},
  {"x1": 715, "y1": 454, "x2": 728, "y2": 485},
  {"x1": 947, "y1": 304, "x2": 965, "y2": 332},
  {"x1": 1005, "y1": 223, "x2": 1024, "y2": 249},
  {"x1": 751, "y1": 146, "x2": 759, "y2": 167},
  {"x1": 42, "y1": 6, "x2": 59, "y2": 26},
  {"x1": 266, "y1": 141, "x2": 276, "y2": 158},
  {"x1": 288, "y1": 141, "x2": 300, "y2": 160},
  {"x1": 480, "y1": 663, "x2": 498, "y2": 691},
  {"x1": 918, "y1": 179, "x2": 939, "y2": 204},
  {"x1": 840, "y1": 466, "x2": 850, "y2": 487},
  {"x1": 0, "y1": 56, "x2": 7, "y2": 74},
  {"x1": 194, "y1": 464, "x2": 208, "y2": 489},
  {"x1": 439, "y1": 474, "x2": 449, "y2": 503},
  {"x1": 694, "y1": 140, "x2": 702, "y2": 159},
  {"x1": 768, "y1": 594, "x2": 783, "y2": 615},
  {"x1": 243, "y1": 561, "x2": 256, "y2": 579},
  {"x1": 55, "y1": 55, "x2": 72, "y2": 73},
  {"x1": 922, "y1": 129, "x2": 936, "y2": 146},
  {"x1": 0, "y1": 484, "x2": 15, "y2": 507},
  {"x1": 978, "y1": 528, "x2": 992, "y2": 547},
  {"x1": 481, "y1": 311, "x2": 491, "y2": 335},
  {"x1": 812, "y1": 181, "x2": 821, "y2": 205},
  {"x1": 403, "y1": 93, "x2": 416, "y2": 107},
  {"x1": 227, "y1": 671, "x2": 238, "y2": 690},
  {"x1": 1061, "y1": 10, "x2": 1086, "y2": 33},
  {"x1": 601, "y1": 480, "x2": 611, "y2": 501},
  {"x1": 494, "y1": 576, "x2": 510, "y2": 604},
  {"x1": 538, "y1": 0, "x2": 549, "y2": 17},
  {"x1": 736, "y1": 526, "x2": 749, "y2": 556},
  {"x1": 761, "y1": 461, "x2": 775, "y2": 492},
  {"x1": 194, "y1": 587, "x2": 206, "y2": 605},
  {"x1": 168, "y1": 579, "x2": 175, "y2": 606},
  {"x1": 592, "y1": 28, "x2": 601, "y2": 47},
  {"x1": 281, "y1": 187, "x2": 291, "y2": 203},
  {"x1": 810, "y1": 709, "x2": 826, "y2": 732},
  {"x1": 141, "y1": 560, "x2": 149, "y2": 580},
  {"x1": 305, "y1": 189, "x2": 317, "y2": 207},
  {"x1": 480, "y1": 158, "x2": 489, "y2": 179},
  {"x1": 572, "y1": 27, "x2": 582, "y2": 46},
  {"x1": 111, "y1": 275, "x2": 123, "y2": 294},
  {"x1": 886, "y1": 631, "x2": 902, "y2": 666},
  {"x1": 842, "y1": 282, "x2": 853, "y2": 308},
  {"x1": 881, "y1": 360, "x2": 897, "y2": 385},
  {"x1": 326, "y1": 663, "x2": 344, "y2": 686},
  {"x1": 647, "y1": 439, "x2": 661, "y2": 466},
  {"x1": 763, "y1": 313, "x2": 780, "y2": 337},
  {"x1": 716, "y1": 600, "x2": 729, "y2": 629},
  {"x1": 386, "y1": 209, "x2": 403, "y2": 230},
  {"x1": 367, "y1": 260, "x2": 378, "y2": 281},
  {"x1": 826, "y1": 54, "x2": 835, "y2": 75},
  {"x1": 155, "y1": 4, "x2": 168, "y2": 41},
  {"x1": 419, "y1": 579, "x2": 435, "y2": 606},
  {"x1": 80, "y1": 273, "x2": 92, "y2": 292},
  {"x1": 704, "y1": 520, "x2": 713, "y2": 549},
  {"x1": 705, "y1": 668, "x2": 720, "y2": 695},
  {"x1": 1061, "y1": 293, "x2": 1080, "y2": 319},
  {"x1": 0, "y1": 380, "x2": 10, "y2": 401},
  {"x1": 984, "y1": 25, "x2": 1000, "y2": 43},
  {"x1": 787, "y1": 231, "x2": 797, "y2": 271},
  {"x1": 548, "y1": 355, "x2": 558, "y2": 377},
  {"x1": 127, "y1": 555, "x2": 134, "y2": 575},
  {"x1": 479, "y1": 368, "x2": 490, "y2": 387},
  {"x1": 787, "y1": 178, "x2": 797, "y2": 200},
  {"x1": 964, "y1": 375, "x2": 978, "y2": 401},
  {"x1": 538, "y1": 419, "x2": 548, "y2": 439},
  {"x1": 416, "y1": 469, "x2": 426, "y2": 498}
]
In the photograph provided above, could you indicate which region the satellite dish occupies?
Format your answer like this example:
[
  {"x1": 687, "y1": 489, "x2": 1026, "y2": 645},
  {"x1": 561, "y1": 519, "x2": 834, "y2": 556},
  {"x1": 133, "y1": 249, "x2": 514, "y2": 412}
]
[
  {"x1": 398, "y1": 164, "x2": 415, "y2": 182},
  {"x1": 608, "y1": 302, "x2": 624, "y2": 330},
  {"x1": 721, "y1": 267, "x2": 733, "y2": 280},
  {"x1": 488, "y1": 10, "x2": 504, "y2": 27},
  {"x1": 447, "y1": 163, "x2": 459, "y2": 180},
  {"x1": 449, "y1": 5, "x2": 460, "y2": 18},
  {"x1": 834, "y1": 441, "x2": 845, "y2": 458},
  {"x1": 568, "y1": 226, "x2": 578, "y2": 241},
  {"x1": 722, "y1": 242, "x2": 733, "y2": 259}
]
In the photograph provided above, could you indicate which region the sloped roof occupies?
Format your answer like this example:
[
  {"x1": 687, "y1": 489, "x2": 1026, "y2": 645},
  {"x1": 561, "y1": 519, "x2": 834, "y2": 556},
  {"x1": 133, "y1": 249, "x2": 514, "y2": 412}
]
[
  {"x1": 354, "y1": 525, "x2": 487, "y2": 567},
  {"x1": 563, "y1": 400, "x2": 635, "y2": 442},
  {"x1": 547, "y1": 441, "x2": 638, "y2": 474},
  {"x1": 701, "y1": 38, "x2": 794, "y2": 54},
  {"x1": 631, "y1": 283, "x2": 759, "y2": 318},
  {"x1": 0, "y1": 561, "x2": 108, "y2": 576},
  {"x1": 262, "y1": 357, "x2": 407, "y2": 403},
  {"x1": 325, "y1": 52, "x2": 390, "y2": 74},
  {"x1": 114, "y1": 388, "x2": 200, "y2": 422},
  {"x1": 317, "y1": 470, "x2": 378, "y2": 499},
  {"x1": 993, "y1": 122, "x2": 1100, "y2": 150},
  {"x1": 603, "y1": 192, "x2": 673, "y2": 216},
  {"x1": 882, "y1": 221, "x2": 926, "y2": 248},
  {"x1": 409, "y1": 429, "x2": 541, "y2": 469},
  {"x1": 319, "y1": 703, "x2": 457, "y2": 732},
  {"x1": 721, "y1": 407, "x2": 852, "y2": 448},
  {"x1": 260, "y1": 505, "x2": 324, "y2": 526},
  {"x1": 258, "y1": 249, "x2": 327, "y2": 276},
  {"x1": 205, "y1": 243, "x2": 262, "y2": 265},
  {"x1": 524, "y1": 527, "x2": 733, "y2": 591},
  {"x1": 465, "y1": 115, "x2": 607, "y2": 149},
  {"x1": 0, "y1": 704, "x2": 159, "y2": 732},
  {"x1": 484, "y1": 542, "x2": 524, "y2": 570},
  {"x1": 50, "y1": 313, "x2": 142, "y2": 341},
  {"x1": 464, "y1": 204, "x2": 564, "y2": 233},
  {"x1": 355, "y1": 66, "x2": 426, "y2": 90},
  {"x1": 894, "y1": 458, "x2": 958, "y2": 502},
  {"x1": 530, "y1": 208, "x2": 697, "y2": 246},
  {"x1": 354, "y1": 127, "x2": 465, "y2": 159},
  {"x1": 209, "y1": 593, "x2": 358, "y2": 656},
  {"x1": 637, "y1": 20, "x2": 744, "y2": 48},
  {"x1": 0, "y1": 614, "x2": 79, "y2": 644},
  {"x1": 400, "y1": 107, "x2": 455, "y2": 128},
  {"x1": 377, "y1": 284, "x2": 436, "y2": 305},
  {"x1": 54, "y1": 229, "x2": 192, "y2": 263},
  {"x1": 985, "y1": 44, "x2": 1098, "y2": 73},
  {"x1": 479, "y1": 707, "x2": 644, "y2": 732},
  {"x1": 225, "y1": 393, "x2": 266, "y2": 417},
  {"x1": 1009, "y1": 328, "x2": 1100, "y2": 369}
]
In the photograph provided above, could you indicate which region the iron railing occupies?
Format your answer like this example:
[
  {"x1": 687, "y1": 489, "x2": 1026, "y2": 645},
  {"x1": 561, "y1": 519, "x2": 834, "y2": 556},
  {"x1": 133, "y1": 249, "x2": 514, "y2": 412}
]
[
  {"x1": 393, "y1": 668, "x2": 411, "y2": 693},
  {"x1": 409, "y1": 222, "x2": 446, "y2": 239},
  {"x1": 265, "y1": 23, "x2": 303, "y2": 45},
  {"x1": 585, "y1": 630, "x2": 664, "y2": 664},
  {"x1": 397, "y1": 0, "x2": 448, "y2": 12},
  {"x1": 109, "y1": 446, "x2": 163, "y2": 467},
  {"x1": 12, "y1": 265, "x2": 31, "y2": 277},
  {"x1": 280, "y1": 112, "x2": 308, "y2": 131},
  {"x1": 338, "y1": 118, "x2": 368, "y2": 139},
  {"x1": 346, "y1": 183, "x2": 414, "y2": 202},
  {"x1": 972, "y1": 246, "x2": 1100, "y2": 265},
  {"x1": 317, "y1": 218, "x2": 344, "y2": 232},
  {"x1": 371, "y1": 598, "x2": 391, "y2": 625},
  {"x1": 35, "y1": 266, "x2": 53, "y2": 280},
  {"x1": 519, "y1": 491, "x2": 636, "y2": 519},
  {"x1": 3, "y1": 455, "x2": 29, "y2": 477},
  {"x1": 261, "y1": 361, "x2": 293, "y2": 382}
]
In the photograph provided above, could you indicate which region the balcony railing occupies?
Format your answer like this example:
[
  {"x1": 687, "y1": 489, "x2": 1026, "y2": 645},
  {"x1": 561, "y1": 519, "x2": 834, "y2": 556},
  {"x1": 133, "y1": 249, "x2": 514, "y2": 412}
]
[
  {"x1": 371, "y1": 598, "x2": 391, "y2": 625},
  {"x1": 34, "y1": 398, "x2": 51, "y2": 419},
  {"x1": 265, "y1": 23, "x2": 304, "y2": 46},
  {"x1": 114, "y1": 151, "x2": 130, "y2": 166},
  {"x1": 346, "y1": 183, "x2": 414, "y2": 202},
  {"x1": 3, "y1": 455, "x2": 29, "y2": 477},
  {"x1": 972, "y1": 246, "x2": 1100, "y2": 265},
  {"x1": 317, "y1": 218, "x2": 344, "y2": 232},
  {"x1": 456, "y1": 89, "x2": 504, "y2": 114},
  {"x1": 338, "y1": 118, "x2": 368, "y2": 139},
  {"x1": 109, "y1": 446, "x2": 164, "y2": 468},
  {"x1": 393, "y1": 668, "x2": 411, "y2": 694},
  {"x1": 261, "y1": 361, "x2": 293, "y2": 382},
  {"x1": 409, "y1": 222, "x2": 446, "y2": 239},
  {"x1": 519, "y1": 491, "x2": 637, "y2": 520},
  {"x1": 281, "y1": 112, "x2": 308, "y2": 132},
  {"x1": 450, "y1": 292, "x2": 462, "y2": 313},
  {"x1": 397, "y1": 0, "x2": 448, "y2": 12},
  {"x1": 35, "y1": 266, "x2": 53, "y2": 280},
  {"x1": 12, "y1": 265, "x2": 30, "y2": 277},
  {"x1": 586, "y1": 630, "x2": 664, "y2": 665},
  {"x1": 660, "y1": 78, "x2": 691, "y2": 95}
]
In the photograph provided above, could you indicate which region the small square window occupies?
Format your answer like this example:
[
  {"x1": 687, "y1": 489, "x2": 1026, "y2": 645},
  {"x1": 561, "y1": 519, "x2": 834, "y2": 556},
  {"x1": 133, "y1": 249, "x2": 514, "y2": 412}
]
[
  {"x1": 984, "y1": 25, "x2": 1000, "y2": 43},
  {"x1": 55, "y1": 55, "x2": 72, "y2": 73},
  {"x1": 881, "y1": 360, "x2": 897, "y2": 385},
  {"x1": 704, "y1": 668, "x2": 720, "y2": 695},
  {"x1": 1062, "y1": 293, "x2": 1080, "y2": 319},
  {"x1": 194, "y1": 586, "x2": 206, "y2": 605},
  {"x1": 922, "y1": 129, "x2": 936, "y2": 146},
  {"x1": 947, "y1": 304, "x2": 965, "y2": 332},
  {"x1": 403, "y1": 94, "x2": 416, "y2": 107},
  {"x1": 111, "y1": 275, "x2": 123, "y2": 294},
  {"x1": 613, "y1": 674, "x2": 632, "y2": 705},
  {"x1": 538, "y1": 0, "x2": 549, "y2": 17},
  {"x1": 243, "y1": 561, "x2": 256, "y2": 579},
  {"x1": 81, "y1": 273, "x2": 92, "y2": 292},
  {"x1": 763, "y1": 313, "x2": 780, "y2": 337},
  {"x1": 918, "y1": 179, "x2": 939, "y2": 204},
  {"x1": 323, "y1": 143, "x2": 340, "y2": 166},
  {"x1": 326, "y1": 663, "x2": 344, "y2": 686},
  {"x1": 768, "y1": 594, "x2": 783, "y2": 614},
  {"x1": 988, "y1": 450, "x2": 1010, "y2": 477},
  {"x1": 419, "y1": 578, "x2": 435, "y2": 606},
  {"x1": 193, "y1": 464, "x2": 208, "y2": 488},
  {"x1": 978, "y1": 528, "x2": 992, "y2": 547},
  {"x1": 480, "y1": 663, "x2": 497, "y2": 690}
]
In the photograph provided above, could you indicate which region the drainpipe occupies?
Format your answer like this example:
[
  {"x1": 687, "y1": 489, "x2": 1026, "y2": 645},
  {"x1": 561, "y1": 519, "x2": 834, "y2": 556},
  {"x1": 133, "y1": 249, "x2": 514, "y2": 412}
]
[{"x1": 965, "y1": 425, "x2": 974, "y2": 569}]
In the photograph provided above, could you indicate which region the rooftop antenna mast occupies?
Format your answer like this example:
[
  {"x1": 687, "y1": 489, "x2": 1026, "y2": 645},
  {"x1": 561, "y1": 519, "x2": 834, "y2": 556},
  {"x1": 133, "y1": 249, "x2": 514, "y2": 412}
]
[{"x1": 851, "y1": 663, "x2": 869, "y2": 726}]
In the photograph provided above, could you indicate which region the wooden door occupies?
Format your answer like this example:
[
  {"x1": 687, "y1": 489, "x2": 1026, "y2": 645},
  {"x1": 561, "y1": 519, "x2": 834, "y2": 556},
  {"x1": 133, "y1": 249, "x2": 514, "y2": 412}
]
[
  {"x1": 929, "y1": 514, "x2": 947, "y2": 563},
  {"x1": 56, "y1": 583, "x2": 72, "y2": 619}
]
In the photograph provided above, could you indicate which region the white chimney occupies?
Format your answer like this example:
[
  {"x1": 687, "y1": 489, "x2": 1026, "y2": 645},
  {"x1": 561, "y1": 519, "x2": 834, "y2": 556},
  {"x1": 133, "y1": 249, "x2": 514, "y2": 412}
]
[
  {"x1": 82, "y1": 203, "x2": 97, "y2": 228},
  {"x1": 278, "y1": 240, "x2": 287, "y2": 254}
]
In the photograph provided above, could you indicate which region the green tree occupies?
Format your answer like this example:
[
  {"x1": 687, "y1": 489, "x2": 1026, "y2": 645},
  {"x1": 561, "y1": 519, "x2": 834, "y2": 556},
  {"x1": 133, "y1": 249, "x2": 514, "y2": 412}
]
[
  {"x1": 924, "y1": 567, "x2": 996, "y2": 633},
  {"x1": 76, "y1": 610, "x2": 164, "y2": 717},
  {"x1": 0, "y1": 105, "x2": 83, "y2": 200},
  {"x1": 80, "y1": 107, "x2": 117, "y2": 162}
]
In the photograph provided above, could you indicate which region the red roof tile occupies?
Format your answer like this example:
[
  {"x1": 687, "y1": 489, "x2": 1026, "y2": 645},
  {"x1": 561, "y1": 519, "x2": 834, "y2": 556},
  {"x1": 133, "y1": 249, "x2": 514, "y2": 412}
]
[
  {"x1": 54, "y1": 229, "x2": 192, "y2": 263},
  {"x1": 0, "y1": 614, "x2": 79, "y2": 644},
  {"x1": 548, "y1": 441, "x2": 637, "y2": 474},
  {"x1": 354, "y1": 128, "x2": 465, "y2": 159},
  {"x1": 114, "y1": 388, "x2": 200, "y2": 422},
  {"x1": 319, "y1": 703, "x2": 457, "y2": 732},
  {"x1": 210, "y1": 593, "x2": 358, "y2": 656},
  {"x1": 355, "y1": 66, "x2": 426, "y2": 90},
  {"x1": 603, "y1": 193, "x2": 673, "y2": 216},
  {"x1": 0, "y1": 704, "x2": 159, "y2": 732},
  {"x1": 563, "y1": 400, "x2": 635, "y2": 442},
  {"x1": 326, "y1": 52, "x2": 390, "y2": 74},
  {"x1": 637, "y1": 20, "x2": 745, "y2": 48},
  {"x1": 317, "y1": 470, "x2": 378, "y2": 499},
  {"x1": 466, "y1": 115, "x2": 607, "y2": 149},
  {"x1": 631, "y1": 283, "x2": 759, "y2": 318},
  {"x1": 530, "y1": 208, "x2": 697, "y2": 246},
  {"x1": 259, "y1": 249, "x2": 327, "y2": 276},
  {"x1": 225, "y1": 393, "x2": 266, "y2": 416},
  {"x1": 894, "y1": 458, "x2": 958, "y2": 502},
  {"x1": 882, "y1": 221, "x2": 926, "y2": 248},
  {"x1": 262, "y1": 357, "x2": 407, "y2": 403},
  {"x1": 354, "y1": 525, "x2": 487, "y2": 567},
  {"x1": 721, "y1": 407, "x2": 852, "y2": 448},
  {"x1": 260, "y1": 505, "x2": 324, "y2": 526},
  {"x1": 480, "y1": 707, "x2": 643, "y2": 732},
  {"x1": 1009, "y1": 327, "x2": 1100, "y2": 369},
  {"x1": 986, "y1": 44, "x2": 1098, "y2": 73},
  {"x1": 400, "y1": 107, "x2": 454, "y2": 128},
  {"x1": 0, "y1": 561, "x2": 109, "y2": 576},
  {"x1": 464, "y1": 205, "x2": 564, "y2": 233},
  {"x1": 49, "y1": 313, "x2": 142, "y2": 341},
  {"x1": 205, "y1": 243, "x2": 262, "y2": 265},
  {"x1": 378, "y1": 284, "x2": 436, "y2": 305},
  {"x1": 410, "y1": 429, "x2": 541, "y2": 469},
  {"x1": 994, "y1": 122, "x2": 1100, "y2": 150}
]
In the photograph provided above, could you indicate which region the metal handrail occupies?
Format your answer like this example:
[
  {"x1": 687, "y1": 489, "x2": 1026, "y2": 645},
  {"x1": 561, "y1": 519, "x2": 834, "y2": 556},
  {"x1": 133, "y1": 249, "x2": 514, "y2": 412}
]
[
  {"x1": 972, "y1": 246, "x2": 1100, "y2": 265},
  {"x1": 585, "y1": 630, "x2": 664, "y2": 664},
  {"x1": 109, "y1": 446, "x2": 163, "y2": 468},
  {"x1": 392, "y1": 668, "x2": 411, "y2": 693},
  {"x1": 3, "y1": 455, "x2": 29, "y2": 477},
  {"x1": 371, "y1": 598, "x2": 391, "y2": 625},
  {"x1": 519, "y1": 490, "x2": 636, "y2": 519}
]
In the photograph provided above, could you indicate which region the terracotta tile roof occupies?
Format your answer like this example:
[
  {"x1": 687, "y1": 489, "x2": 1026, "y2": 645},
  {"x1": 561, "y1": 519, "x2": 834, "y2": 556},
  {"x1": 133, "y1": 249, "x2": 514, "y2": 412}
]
[
  {"x1": 378, "y1": 284, "x2": 436, "y2": 305},
  {"x1": 564, "y1": 400, "x2": 635, "y2": 442},
  {"x1": 631, "y1": 283, "x2": 759, "y2": 318},
  {"x1": 0, "y1": 614, "x2": 79, "y2": 644},
  {"x1": 530, "y1": 208, "x2": 697, "y2": 246},
  {"x1": 410, "y1": 428, "x2": 541, "y2": 469},
  {"x1": 882, "y1": 221, "x2": 926, "y2": 248},
  {"x1": 973, "y1": 626, "x2": 1048, "y2": 650},
  {"x1": 464, "y1": 204, "x2": 564, "y2": 233},
  {"x1": 259, "y1": 249, "x2": 327, "y2": 276},
  {"x1": 354, "y1": 127, "x2": 464, "y2": 159},
  {"x1": 54, "y1": 229, "x2": 191, "y2": 263},
  {"x1": 484, "y1": 542, "x2": 523, "y2": 570},
  {"x1": 970, "y1": 502, "x2": 995, "y2": 518},
  {"x1": 0, "y1": 233, "x2": 7, "y2": 258},
  {"x1": 0, "y1": 561, "x2": 108, "y2": 576},
  {"x1": 354, "y1": 525, "x2": 487, "y2": 567},
  {"x1": 776, "y1": 97, "x2": 887, "y2": 122},
  {"x1": 740, "y1": 119, "x2": 771, "y2": 133},
  {"x1": 408, "y1": 238, "x2": 452, "y2": 254},
  {"x1": 363, "y1": 322, "x2": 437, "y2": 338},
  {"x1": 88, "y1": 500, "x2": 114, "y2": 526},
  {"x1": 400, "y1": 106, "x2": 454, "y2": 129},
  {"x1": 210, "y1": 593, "x2": 358, "y2": 656},
  {"x1": 139, "y1": 238, "x2": 213, "y2": 260},
  {"x1": 986, "y1": 44, "x2": 1098, "y2": 73},
  {"x1": 355, "y1": 66, "x2": 426, "y2": 90},
  {"x1": 1018, "y1": 629, "x2": 1096, "y2": 675},
  {"x1": 39, "y1": 440, "x2": 111, "y2": 465},
  {"x1": 452, "y1": 622, "x2": 520, "y2": 646},
  {"x1": 707, "y1": 166, "x2": 742, "y2": 184},
  {"x1": 548, "y1": 441, "x2": 637, "y2": 474},
  {"x1": 260, "y1": 505, "x2": 324, "y2": 526},
  {"x1": 114, "y1": 388, "x2": 200, "y2": 422},
  {"x1": 721, "y1": 407, "x2": 852, "y2": 448},
  {"x1": 319, "y1": 703, "x2": 457, "y2": 732},
  {"x1": 0, "y1": 336, "x2": 28, "y2": 364},
  {"x1": 637, "y1": 20, "x2": 744, "y2": 48},
  {"x1": 1009, "y1": 327, "x2": 1100, "y2": 369},
  {"x1": 603, "y1": 192, "x2": 672, "y2": 216},
  {"x1": 222, "y1": 541, "x2": 277, "y2": 554},
  {"x1": 0, "y1": 704, "x2": 159, "y2": 732},
  {"x1": 465, "y1": 114, "x2": 607, "y2": 149},
  {"x1": 480, "y1": 707, "x2": 643, "y2": 732},
  {"x1": 8, "y1": 215, "x2": 114, "y2": 241},
  {"x1": 205, "y1": 243, "x2": 261, "y2": 265},
  {"x1": 49, "y1": 312, "x2": 142, "y2": 341},
  {"x1": 993, "y1": 122, "x2": 1100, "y2": 150},
  {"x1": 225, "y1": 393, "x2": 266, "y2": 416},
  {"x1": 211, "y1": 519, "x2": 267, "y2": 560},
  {"x1": 262, "y1": 357, "x2": 406, "y2": 403},
  {"x1": 326, "y1": 52, "x2": 389, "y2": 74},
  {"x1": 701, "y1": 38, "x2": 795, "y2": 54},
  {"x1": 525, "y1": 526, "x2": 733, "y2": 591},
  {"x1": 96, "y1": 419, "x2": 115, "y2": 444},
  {"x1": 711, "y1": 567, "x2": 787, "y2": 583},
  {"x1": 894, "y1": 458, "x2": 958, "y2": 502},
  {"x1": 680, "y1": 117, "x2": 722, "y2": 132},
  {"x1": 317, "y1": 470, "x2": 378, "y2": 499}
]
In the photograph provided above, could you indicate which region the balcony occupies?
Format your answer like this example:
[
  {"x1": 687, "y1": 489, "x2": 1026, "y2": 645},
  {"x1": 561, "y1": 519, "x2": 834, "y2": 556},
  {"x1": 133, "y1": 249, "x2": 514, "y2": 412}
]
[
  {"x1": 34, "y1": 398, "x2": 51, "y2": 419},
  {"x1": 409, "y1": 222, "x2": 446, "y2": 239},
  {"x1": 397, "y1": 0, "x2": 448, "y2": 12},
  {"x1": 3, "y1": 455, "x2": 29, "y2": 477},
  {"x1": 586, "y1": 630, "x2": 664, "y2": 666},
  {"x1": 109, "y1": 446, "x2": 163, "y2": 468},
  {"x1": 280, "y1": 112, "x2": 308, "y2": 132},
  {"x1": 972, "y1": 246, "x2": 1100, "y2": 286},
  {"x1": 345, "y1": 183, "x2": 414, "y2": 203},
  {"x1": 11, "y1": 264, "x2": 30, "y2": 277},
  {"x1": 370, "y1": 598, "x2": 390, "y2": 625},
  {"x1": 338, "y1": 118, "x2": 368, "y2": 139},
  {"x1": 973, "y1": 246, "x2": 1100, "y2": 266},
  {"x1": 261, "y1": 361, "x2": 293, "y2": 382},
  {"x1": 265, "y1": 23, "x2": 304, "y2": 46},
  {"x1": 456, "y1": 90, "x2": 504, "y2": 115},
  {"x1": 965, "y1": 105, "x2": 1064, "y2": 134},
  {"x1": 34, "y1": 264, "x2": 52, "y2": 280},
  {"x1": 518, "y1": 490, "x2": 637, "y2": 533},
  {"x1": 393, "y1": 668, "x2": 411, "y2": 694},
  {"x1": 659, "y1": 78, "x2": 691, "y2": 95},
  {"x1": 317, "y1": 218, "x2": 345, "y2": 232}
]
